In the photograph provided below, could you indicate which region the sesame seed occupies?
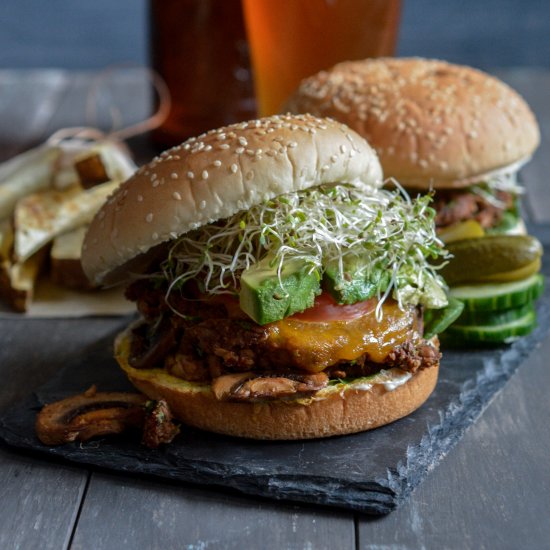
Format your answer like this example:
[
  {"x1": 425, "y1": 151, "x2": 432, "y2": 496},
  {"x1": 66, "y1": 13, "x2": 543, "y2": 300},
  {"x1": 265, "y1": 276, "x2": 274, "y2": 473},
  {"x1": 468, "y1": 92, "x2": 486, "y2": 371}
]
[
  {"x1": 199, "y1": 200, "x2": 206, "y2": 209},
  {"x1": 219, "y1": 143, "x2": 230, "y2": 150},
  {"x1": 173, "y1": 191, "x2": 182, "y2": 200},
  {"x1": 213, "y1": 160, "x2": 222, "y2": 167},
  {"x1": 288, "y1": 141, "x2": 297, "y2": 148},
  {"x1": 204, "y1": 145, "x2": 212, "y2": 152},
  {"x1": 146, "y1": 213, "x2": 154, "y2": 223},
  {"x1": 202, "y1": 170, "x2": 209, "y2": 180},
  {"x1": 236, "y1": 147, "x2": 245, "y2": 154},
  {"x1": 171, "y1": 172, "x2": 179, "y2": 180},
  {"x1": 152, "y1": 180, "x2": 159, "y2": 187},
  {"x1": 187, "y1": 171, "x2": 195, "y2": 179},
  {"x1": 230, "y1": 164, "x2": 238, "y2": 174},
  {"x1": 152, "y1": 232, "x2": 159, "y2": 240},
  {"x1": 137, "y1": 194, "x2": 143, "y2": 202},
  {"x1": 238, "y1": 137, "x2": 248, "y2": 146}
]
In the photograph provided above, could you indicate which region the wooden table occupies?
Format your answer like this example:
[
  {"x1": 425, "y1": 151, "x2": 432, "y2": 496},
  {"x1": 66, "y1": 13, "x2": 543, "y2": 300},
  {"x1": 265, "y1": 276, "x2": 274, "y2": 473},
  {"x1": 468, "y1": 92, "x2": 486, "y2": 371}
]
[{"x1": 0, "y1": 69, "x2": 549, "y2": 550}]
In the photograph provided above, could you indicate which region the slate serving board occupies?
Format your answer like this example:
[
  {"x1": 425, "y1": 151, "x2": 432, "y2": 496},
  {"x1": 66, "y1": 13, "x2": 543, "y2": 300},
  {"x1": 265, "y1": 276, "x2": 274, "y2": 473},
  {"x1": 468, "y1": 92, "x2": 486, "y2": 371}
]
[{"x1": 1, "y1": 257, "x2": 549, "y2": 515}]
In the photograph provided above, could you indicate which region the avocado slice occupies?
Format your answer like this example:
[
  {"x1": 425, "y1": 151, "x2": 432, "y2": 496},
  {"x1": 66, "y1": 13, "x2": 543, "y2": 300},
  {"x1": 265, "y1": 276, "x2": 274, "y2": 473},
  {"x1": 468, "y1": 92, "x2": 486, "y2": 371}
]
[
  {"x1": 239, "y1": 257, "x2": 321, "y2": 325},
  {"x1": 323, "y1": 258, "x2": 390, "y2": 305}
]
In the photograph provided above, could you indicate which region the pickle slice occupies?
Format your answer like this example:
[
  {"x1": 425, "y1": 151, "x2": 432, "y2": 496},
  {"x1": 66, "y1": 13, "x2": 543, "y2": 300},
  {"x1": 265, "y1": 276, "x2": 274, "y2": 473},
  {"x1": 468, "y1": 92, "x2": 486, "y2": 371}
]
[
  {"x1": 458, "y1": 302, "x2": 534, "y2": 327},
  {"x1": 449, "y1": 274, "x2": 544, "y2": 312},
  {"x1": 438, "y1": 220, "x2": 485, "y2": 243},
  {"x1": 478, "y1": 258, "x2": 541, "y2": 283},
  {"x1": 441, "y1": 235, "x2": 543, "y2": 285},
  {"x1": 442, "y1": 307, "x2": 537, "y2": 345}
]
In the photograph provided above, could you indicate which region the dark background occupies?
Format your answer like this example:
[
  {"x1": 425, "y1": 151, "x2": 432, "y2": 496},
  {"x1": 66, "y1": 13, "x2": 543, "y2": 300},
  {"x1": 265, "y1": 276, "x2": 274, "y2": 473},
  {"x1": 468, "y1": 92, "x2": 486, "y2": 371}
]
[{"x1": 1, "y1": 0, "x2": 549, "y2": 70}]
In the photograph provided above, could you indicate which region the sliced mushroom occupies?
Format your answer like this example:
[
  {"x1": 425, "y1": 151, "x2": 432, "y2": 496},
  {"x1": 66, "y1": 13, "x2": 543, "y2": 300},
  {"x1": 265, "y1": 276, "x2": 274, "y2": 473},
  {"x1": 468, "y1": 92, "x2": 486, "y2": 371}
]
[
  {"x1": 211, "y1": 372, "x2": 254, "y2": 400},
  {"x1": 129, "y1": 316, "x2": 178, "y2": 370},
  {"x1": 212, "y1": 372, "x2": 329, "y2": 402},
  {"x1": 235, "y1": 377, "x2": 298, "y2": 400},
  {"x1": 141, "y1": 400, "x2": 180, "y2": 449},
  {"x1": 36, "y1": 385, "x2": 147, "y2": 445}
]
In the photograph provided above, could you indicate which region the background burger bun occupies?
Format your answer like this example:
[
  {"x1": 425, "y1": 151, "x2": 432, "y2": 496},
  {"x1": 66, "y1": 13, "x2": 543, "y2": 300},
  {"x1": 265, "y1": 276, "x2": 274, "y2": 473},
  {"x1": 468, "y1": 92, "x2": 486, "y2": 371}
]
[
  {"x1": 82, "y1": 114, "x2": 382, "y2": 286},
  {"x1": 115, "y1": 327, "x2": 439, "y2": 440},
  {"x1": 284, "y1": 58, "x2": 540, "y2": 189}
]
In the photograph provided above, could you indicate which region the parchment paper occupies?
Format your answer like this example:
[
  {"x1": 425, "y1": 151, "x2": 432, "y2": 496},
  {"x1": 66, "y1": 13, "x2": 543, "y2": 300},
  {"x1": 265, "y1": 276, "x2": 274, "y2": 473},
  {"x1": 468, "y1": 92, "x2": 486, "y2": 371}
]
[{"x1": 0, "y1": 279, "x2": 134, "y2": 318}]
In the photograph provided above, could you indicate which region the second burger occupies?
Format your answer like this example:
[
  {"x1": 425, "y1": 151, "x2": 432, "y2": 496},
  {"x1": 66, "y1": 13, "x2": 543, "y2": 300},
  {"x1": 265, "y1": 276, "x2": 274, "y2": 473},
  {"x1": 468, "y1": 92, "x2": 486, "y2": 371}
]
[{"x1": 285, "y1": 58, "x2": 544, "y2": 344}]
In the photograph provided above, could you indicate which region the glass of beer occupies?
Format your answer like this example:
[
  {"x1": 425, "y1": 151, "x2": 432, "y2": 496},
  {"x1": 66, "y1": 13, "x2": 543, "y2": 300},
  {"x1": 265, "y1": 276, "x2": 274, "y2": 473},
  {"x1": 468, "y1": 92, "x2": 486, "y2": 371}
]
[
  {"x1": 242, "y1": 0, "x2": 401, "y2": 116},
  {"x1": 150, "y1": 0, "x2": 256, "y2": 146}
]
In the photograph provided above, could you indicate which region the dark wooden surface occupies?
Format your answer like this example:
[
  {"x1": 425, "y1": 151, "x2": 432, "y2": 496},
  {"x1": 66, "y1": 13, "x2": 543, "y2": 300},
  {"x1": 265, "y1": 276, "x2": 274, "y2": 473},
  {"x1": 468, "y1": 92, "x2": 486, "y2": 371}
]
[{"x1": 0, "y1": 68, "x2": 548, "y2": 549}]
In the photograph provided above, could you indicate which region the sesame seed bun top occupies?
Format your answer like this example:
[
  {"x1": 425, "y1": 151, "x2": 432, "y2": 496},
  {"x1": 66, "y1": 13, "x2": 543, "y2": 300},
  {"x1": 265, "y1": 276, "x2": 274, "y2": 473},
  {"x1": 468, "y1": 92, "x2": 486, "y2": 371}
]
[
  {"x1": 82, "y1": 114, "x2": 382, "y2": 286},
  {"x1": 284, "y1": 58, "x2": 540, "y2": 189}
]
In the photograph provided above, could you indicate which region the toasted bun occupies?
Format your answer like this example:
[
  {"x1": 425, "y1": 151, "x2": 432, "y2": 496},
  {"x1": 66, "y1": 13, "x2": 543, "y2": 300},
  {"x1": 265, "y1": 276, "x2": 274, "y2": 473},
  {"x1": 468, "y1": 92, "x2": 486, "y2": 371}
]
[
  {"x1": 284, "y1": 58, "x2": 540, "y2": 189},
  {"x1": 82, "y1": 114, "x2": 382, "y2": 286},
  {"x1": 114, "y1": 326, "x2": 439, "y2": 440}
]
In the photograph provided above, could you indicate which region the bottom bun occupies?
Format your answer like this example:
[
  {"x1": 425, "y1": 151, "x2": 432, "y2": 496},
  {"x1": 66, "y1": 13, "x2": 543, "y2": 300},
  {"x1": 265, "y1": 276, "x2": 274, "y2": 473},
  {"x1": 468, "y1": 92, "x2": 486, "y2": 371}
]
[{"x1": 115, "y1": 327, "x2": 439, "y2": 440}]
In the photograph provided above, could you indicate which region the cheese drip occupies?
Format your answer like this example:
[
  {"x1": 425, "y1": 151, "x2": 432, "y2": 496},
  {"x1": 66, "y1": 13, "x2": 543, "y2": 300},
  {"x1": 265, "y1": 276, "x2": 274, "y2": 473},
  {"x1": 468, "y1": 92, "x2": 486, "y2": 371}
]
[{"x1": 265, "y1": 300, "x2": 418, "y2": 373}]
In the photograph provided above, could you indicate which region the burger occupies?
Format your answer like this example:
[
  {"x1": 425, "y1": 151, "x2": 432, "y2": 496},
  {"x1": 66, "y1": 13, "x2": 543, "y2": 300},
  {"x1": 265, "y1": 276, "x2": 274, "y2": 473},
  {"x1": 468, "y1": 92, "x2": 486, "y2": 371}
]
[
  {"x1": 82, "y1": 114, "x2": 451, "y2": 440},
  {"x1": 284, "y1": 58, "x2": 540, "y2": 239}
]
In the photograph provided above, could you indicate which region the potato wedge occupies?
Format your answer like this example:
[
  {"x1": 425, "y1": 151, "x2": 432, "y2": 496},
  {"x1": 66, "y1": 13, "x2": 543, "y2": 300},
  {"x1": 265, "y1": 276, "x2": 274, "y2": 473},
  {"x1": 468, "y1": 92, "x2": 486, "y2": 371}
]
[
  {"x1": 14, "y1": 180, "x2": 119, "y2": 262},
  {"x1": 75, "y1": 142, "x2": 136, "y2": 189},
  {"x1": 0, "y1": 145, "x2": 61, "y2": 219},
  {"x1": 50, "y1": 226, "x2": 95, "y2": 290},
  {"x1": 0, "y1": 248, "x2": 46, "y2": 312},
  {"x1": 0, "y1": 217, "x2": 13, "y2": 261}
]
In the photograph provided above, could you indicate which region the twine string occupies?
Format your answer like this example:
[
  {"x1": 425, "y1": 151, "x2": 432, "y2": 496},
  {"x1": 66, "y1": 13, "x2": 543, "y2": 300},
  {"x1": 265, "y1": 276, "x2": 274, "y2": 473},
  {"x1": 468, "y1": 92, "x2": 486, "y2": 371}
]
[{"x1": 47, "y1": 65, "x2": 171, "y2": 148}]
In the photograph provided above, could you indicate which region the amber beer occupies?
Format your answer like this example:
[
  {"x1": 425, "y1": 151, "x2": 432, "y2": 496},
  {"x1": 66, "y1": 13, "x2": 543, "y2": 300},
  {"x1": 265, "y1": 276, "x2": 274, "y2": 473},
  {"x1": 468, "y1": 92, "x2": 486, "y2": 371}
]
[
  {"x1": 242, "y1": 0, "x2": 401, "y2": 116},
  {"x1": 150, "y1": 0, "x2": 256, "y2": 146}
]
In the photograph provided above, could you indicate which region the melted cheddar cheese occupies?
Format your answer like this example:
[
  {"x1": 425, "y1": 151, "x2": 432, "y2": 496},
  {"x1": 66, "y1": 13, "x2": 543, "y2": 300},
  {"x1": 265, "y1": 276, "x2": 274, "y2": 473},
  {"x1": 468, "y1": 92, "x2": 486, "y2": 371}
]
[{"x1": 265, "y1": 299, "x2": 418, "y2": 373}]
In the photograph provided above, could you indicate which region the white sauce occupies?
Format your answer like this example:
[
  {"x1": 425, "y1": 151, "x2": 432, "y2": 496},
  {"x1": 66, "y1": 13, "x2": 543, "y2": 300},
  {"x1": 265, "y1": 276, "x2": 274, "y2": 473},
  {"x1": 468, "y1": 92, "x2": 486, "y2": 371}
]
[
  {"x1": 353, "y1": 382, "x2": 373, "y2": 391},
  {"x1": 349, "y1": 368, "x2": 412, "y2": 393},
  {"x1": 380, "y1": 370, "x2": 412, "y2": 391}
]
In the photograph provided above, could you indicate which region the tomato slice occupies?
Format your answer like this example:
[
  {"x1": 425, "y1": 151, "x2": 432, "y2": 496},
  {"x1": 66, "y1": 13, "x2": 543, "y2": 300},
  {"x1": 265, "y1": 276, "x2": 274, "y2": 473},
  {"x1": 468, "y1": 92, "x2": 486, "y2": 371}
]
[{"x1": 290, "y1": 292, "x2": 377, "y2": 322}]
